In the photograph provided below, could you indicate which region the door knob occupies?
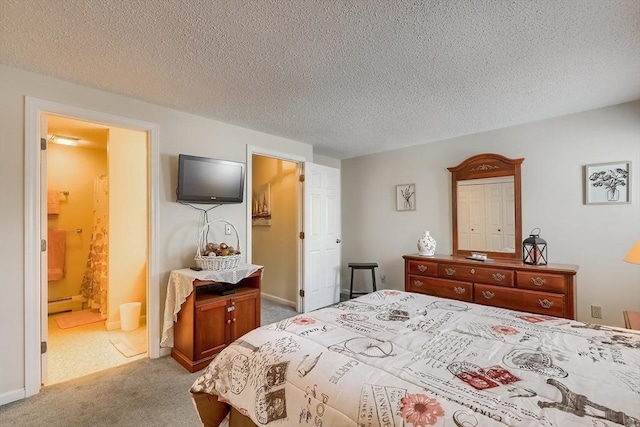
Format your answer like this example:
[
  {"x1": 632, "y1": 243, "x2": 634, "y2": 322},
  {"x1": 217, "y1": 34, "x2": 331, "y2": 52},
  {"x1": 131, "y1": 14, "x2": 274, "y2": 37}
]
[{"x1": 336, "y1": 239, "x2": 341, "y2": 243}]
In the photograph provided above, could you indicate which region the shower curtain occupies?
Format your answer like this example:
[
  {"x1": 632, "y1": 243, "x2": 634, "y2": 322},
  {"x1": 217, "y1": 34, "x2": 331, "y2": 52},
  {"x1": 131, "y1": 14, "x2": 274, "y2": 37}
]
[{"x1": 80, "y1": 175, "x2": 109, "y2": 318}]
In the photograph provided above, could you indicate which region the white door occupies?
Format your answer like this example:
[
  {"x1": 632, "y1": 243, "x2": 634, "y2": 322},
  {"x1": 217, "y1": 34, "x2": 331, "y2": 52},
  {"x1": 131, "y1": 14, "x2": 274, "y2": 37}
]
[
  {"x1": 302, "y1": 163, "x2": 341, "y2": 312},
  {"x1": 467, "y1": 185, "x2": 486, "y2": 250},
  {"x1": 502, "y1": 182, "x2": 516, "y2": 251},
  {"x1": 484, "y1": 183, "x2": 504, "y2": 251},
  {"x1": 40, "y1": 114, "x2": 48, "y2": 383}
]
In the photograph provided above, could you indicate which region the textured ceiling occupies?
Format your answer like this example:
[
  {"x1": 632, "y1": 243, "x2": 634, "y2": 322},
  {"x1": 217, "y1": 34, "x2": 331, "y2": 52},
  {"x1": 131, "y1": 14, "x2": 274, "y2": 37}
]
[{"x1": 1, "y1": 0, "x2": 639, "y2": 159}]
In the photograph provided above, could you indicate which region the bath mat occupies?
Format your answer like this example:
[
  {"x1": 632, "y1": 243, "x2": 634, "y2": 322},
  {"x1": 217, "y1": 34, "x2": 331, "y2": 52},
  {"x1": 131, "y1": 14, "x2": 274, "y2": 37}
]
[
  {"x1": 109, "y1": 328, "x2": 147, "y2": 358},
  {"x1": 55, "y1": 309, "x2": 103, "y2": 329}
]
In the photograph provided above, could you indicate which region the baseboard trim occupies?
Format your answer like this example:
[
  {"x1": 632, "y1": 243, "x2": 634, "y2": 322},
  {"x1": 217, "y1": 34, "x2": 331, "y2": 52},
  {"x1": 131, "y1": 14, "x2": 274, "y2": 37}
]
[
  {"x1": 260, "y1": 292, "x2": 296, "y2": 308},
  {"x1": 105, "y1": 314, "x2": 148, "y2": 331},
  {"x1": 0, "y1": 388, "x2": 25, "y2": 406}
]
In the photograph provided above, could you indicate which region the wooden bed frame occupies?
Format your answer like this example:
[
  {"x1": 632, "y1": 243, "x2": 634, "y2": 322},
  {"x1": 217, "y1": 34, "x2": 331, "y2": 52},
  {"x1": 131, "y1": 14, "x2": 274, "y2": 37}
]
[{"x1": 192, "y1": 392, "x2": 257, "y2": 427}]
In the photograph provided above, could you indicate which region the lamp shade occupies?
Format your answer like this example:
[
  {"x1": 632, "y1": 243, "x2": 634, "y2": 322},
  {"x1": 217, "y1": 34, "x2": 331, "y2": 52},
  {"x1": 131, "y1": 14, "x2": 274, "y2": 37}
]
[{"x1": 624, "y1": 239, "x2": 640, "y2": 265}]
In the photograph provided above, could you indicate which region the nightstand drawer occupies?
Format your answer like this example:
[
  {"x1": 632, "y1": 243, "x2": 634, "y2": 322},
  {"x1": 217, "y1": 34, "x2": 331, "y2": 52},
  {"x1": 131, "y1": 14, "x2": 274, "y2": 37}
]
[
  {"x1": 407, "y1": 276, "x2": 472, "y2": 302},
  {"x1": 439, "y1": 264, "x2": 514, "y2": 287},
  {"x1": 516, "y1": 272, "x2": 566, "y2": 293},
  {"x1": 474, "y1": 284, "x2": 564, "y2": 317},
  {"x1": 407, "y1": 260, "x2": 438, "y2": 277}
]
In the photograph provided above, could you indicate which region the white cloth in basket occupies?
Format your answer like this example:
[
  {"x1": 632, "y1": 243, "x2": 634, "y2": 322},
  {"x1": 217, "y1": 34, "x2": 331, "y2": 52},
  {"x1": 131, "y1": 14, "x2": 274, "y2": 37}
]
[{"x1": 160, "y1": 264, "x2": 263, "y2": 348}]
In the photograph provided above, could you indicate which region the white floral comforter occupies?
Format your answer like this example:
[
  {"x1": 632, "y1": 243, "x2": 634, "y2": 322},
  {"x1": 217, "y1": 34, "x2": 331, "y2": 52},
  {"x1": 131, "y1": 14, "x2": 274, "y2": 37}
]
[{"x1": 191, "y1": 290, "x2": 640, "y2": 426}]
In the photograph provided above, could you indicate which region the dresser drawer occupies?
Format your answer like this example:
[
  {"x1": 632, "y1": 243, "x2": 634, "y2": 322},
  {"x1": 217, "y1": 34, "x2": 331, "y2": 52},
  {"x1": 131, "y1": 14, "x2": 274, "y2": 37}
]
[
  {"x1": 439, "y1": 264, "x2": 514, "y2": 287},
  {"x1": 474, "y1": 284, "x2": 565, "y2": 317},
  {"x1": 516, "y1": 272, "x2": 566, "y2": 293},
  {"x1": 407, "y1": 260, "x2": 438, "y2": 277},
  {"x1": 407, "y1": 276, "x2": 473, "y2": 302}
]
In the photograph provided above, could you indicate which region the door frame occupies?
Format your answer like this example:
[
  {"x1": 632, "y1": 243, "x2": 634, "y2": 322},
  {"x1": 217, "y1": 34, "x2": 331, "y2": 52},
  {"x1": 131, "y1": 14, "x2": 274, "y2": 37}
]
[
  {"x1": 24, "y1": 97, "x2": 160, "y2": 397},
  {"x1": 245, "y1": 146, "x2": 306, "y2": 311}
]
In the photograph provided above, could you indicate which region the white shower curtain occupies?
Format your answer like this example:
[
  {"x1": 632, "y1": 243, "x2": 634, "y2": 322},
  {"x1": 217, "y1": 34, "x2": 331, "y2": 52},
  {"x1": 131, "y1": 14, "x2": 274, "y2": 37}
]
[{"x1": 80, "y1": 175, "x2": 109, "y2": 318}]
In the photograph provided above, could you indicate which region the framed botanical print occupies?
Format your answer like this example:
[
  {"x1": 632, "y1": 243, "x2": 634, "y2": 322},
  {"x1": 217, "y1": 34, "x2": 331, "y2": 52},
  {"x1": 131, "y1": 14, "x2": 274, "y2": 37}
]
[
  {"x1": 396, "y1": 183, "x2": 416, "y2": 211},
  {"x1": 584, "y1": 161, "x2": 631, "y2": 205}
]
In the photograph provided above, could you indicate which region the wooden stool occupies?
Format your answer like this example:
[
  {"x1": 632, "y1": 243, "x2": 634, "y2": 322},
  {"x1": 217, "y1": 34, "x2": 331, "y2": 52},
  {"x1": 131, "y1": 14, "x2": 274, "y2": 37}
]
[{"x1": 348, "y1": 263, "x2": 378, "y2": 299}]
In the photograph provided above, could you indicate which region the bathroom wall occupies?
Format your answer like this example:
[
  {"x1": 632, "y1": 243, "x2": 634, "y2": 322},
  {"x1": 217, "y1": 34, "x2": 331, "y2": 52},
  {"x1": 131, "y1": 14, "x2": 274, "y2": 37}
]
[
  {"x1": 108, "y1": 127, "x2": 148, "y2": 327},
  {"x1": 46, "y1": 142, "x2": 107, "y2": 302}
]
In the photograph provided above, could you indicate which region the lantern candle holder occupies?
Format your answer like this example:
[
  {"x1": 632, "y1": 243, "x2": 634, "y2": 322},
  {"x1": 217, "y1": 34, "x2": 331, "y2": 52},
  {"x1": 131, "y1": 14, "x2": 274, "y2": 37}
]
[{"x1": 523, "y1": 228, "x2": 547, "y2": 265}]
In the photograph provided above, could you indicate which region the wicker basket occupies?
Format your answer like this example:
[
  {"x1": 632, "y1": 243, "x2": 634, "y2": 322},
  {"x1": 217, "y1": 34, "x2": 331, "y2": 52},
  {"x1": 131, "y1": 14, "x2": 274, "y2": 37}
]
[{"x1": 194, "y1": 219, "x2": 241, "y2": 270}]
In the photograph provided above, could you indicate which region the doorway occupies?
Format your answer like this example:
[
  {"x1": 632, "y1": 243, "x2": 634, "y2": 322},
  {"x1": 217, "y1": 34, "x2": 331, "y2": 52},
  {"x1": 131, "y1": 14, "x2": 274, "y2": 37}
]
[
  {"x1": 251, "y1": 154, "x2": 300, "y2": 310},
  {"x1": 43, "y1": 114, "x2": 149, "y2": 385},
  {"x1": 24, "y1": 97, "x2": 160, "y2": 397},
  {"x1": 246, "y1": 146, "x2": 342, "y2": 315}
]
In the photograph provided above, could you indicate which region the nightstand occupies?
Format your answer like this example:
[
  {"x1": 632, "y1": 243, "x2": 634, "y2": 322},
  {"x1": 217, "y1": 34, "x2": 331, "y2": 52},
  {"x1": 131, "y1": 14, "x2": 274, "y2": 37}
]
[{"x1": 623, "y1": 311, "x2": 640, "y2": 330}]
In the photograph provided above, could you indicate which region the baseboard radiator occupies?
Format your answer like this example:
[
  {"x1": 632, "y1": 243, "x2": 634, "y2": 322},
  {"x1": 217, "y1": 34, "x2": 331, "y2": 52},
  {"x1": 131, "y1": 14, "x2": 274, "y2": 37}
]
[{"x1": 48, "y1": 295, "x2": 83, "y2": 314}]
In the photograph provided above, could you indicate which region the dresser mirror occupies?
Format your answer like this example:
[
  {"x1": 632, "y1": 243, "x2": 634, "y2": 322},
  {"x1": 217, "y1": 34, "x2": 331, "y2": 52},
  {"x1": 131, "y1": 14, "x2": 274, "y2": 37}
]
[{"x1": 448, "y1": 153, "x2": 524, "y2": 260}]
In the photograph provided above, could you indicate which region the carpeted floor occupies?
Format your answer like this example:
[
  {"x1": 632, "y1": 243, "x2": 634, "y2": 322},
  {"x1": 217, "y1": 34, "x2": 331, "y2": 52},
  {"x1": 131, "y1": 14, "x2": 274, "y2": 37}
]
[
  {"x1": 0, "y1": 356, "x2": 202, "y2": 427},
  {"x1": 260, "y1": 297, "x2": 298, "y2": 325},
  {"x1": 0, "y1": 297, "x2": 298, "y2": 426}
]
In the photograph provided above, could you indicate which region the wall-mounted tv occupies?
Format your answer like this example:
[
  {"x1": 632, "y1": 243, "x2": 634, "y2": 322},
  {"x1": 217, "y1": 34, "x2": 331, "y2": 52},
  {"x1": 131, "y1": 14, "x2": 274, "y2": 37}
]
[{"x1": 177, "y1": 154, "x2": 245, "y2": 204}]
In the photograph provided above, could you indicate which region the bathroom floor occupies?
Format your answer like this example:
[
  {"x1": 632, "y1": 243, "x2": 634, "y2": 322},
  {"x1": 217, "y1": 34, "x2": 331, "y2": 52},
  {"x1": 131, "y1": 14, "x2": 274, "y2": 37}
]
[{"x1": 45, "y1": 310, "x2": 147, "y2": 386}]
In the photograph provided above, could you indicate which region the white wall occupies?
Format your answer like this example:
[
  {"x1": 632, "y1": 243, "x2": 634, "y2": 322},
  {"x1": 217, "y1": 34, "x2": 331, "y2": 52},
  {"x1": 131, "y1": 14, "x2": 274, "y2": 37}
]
[
  {"x1": 0, "y1": 64, "x2": 314, "y2": 401},
  {"x1": 342, "y1": 101, "x2": 640, "y2": 328}
]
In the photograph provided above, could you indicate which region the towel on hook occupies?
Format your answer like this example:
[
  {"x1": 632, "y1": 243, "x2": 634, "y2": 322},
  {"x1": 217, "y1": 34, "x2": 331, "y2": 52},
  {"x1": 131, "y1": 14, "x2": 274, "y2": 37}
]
[
  {"x1": 48, "y1": 228, "x2": 66, "y2": 281},
  {"x1": 48, "y1": 190, "x2": 60, "y2": 215}
]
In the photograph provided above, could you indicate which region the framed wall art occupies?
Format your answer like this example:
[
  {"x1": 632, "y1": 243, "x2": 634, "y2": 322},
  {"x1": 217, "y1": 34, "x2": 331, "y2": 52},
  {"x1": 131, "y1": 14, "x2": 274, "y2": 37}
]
[
  {"x1": 252, "y1": 183, "x2": 272, "y2": 225},
  {"x1": 396, "y1": 183, "x2": 416, "y2": 211},
  {"x1": 584, "y1": 161, "x2": 631, "y2": 205}
]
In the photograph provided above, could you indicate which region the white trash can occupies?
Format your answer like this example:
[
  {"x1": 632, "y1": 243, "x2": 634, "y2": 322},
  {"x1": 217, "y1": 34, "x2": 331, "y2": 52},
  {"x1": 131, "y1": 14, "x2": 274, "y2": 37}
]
[{"x1": 120, "y1": 302, "x2": 142, "y2": 331}]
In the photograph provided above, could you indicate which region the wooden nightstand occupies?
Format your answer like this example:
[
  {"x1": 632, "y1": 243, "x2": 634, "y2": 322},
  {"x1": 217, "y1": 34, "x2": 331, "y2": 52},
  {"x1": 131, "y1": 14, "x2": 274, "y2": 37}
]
[{"x1": 623, "y1": 311, "x2": 640, "y2": 330}]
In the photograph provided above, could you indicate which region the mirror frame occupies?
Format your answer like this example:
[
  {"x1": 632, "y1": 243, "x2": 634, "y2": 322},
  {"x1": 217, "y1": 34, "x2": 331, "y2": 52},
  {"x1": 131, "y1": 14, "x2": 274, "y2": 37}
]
[{"x1": 448, "y1": 153, "x2": 524, "y2": 260}]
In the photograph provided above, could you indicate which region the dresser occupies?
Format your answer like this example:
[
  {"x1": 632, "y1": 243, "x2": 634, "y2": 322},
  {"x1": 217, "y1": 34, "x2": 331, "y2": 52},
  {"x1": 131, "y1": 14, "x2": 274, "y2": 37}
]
[
  {"x1": 403, "y1": 254, "x2": 578, "y2": 319},
  {"x1": 163, "y1": 266, "x2": 263, "y2": 372}
]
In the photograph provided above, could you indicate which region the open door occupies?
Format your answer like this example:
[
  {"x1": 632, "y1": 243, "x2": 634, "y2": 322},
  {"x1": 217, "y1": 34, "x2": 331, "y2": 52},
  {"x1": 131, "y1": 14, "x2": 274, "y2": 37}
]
[
  {"x1": 39, "y1": 114, "x2": 48, "y2": 383},
  {"x1": 302, "y1": 163, "x2": 341, "y2": 312}
]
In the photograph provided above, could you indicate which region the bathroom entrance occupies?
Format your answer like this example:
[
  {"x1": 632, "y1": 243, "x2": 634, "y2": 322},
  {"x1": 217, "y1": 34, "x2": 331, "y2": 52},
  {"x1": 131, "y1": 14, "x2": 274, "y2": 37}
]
[{"x1": 43, "y1": 114, "x2": 149, "y2": 385}]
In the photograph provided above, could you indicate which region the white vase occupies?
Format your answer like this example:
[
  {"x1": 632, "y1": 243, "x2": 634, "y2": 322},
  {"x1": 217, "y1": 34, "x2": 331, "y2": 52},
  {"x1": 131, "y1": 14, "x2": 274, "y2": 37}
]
[{"x1": 417, "y1": 231, "x2": 436, "y2": 257}]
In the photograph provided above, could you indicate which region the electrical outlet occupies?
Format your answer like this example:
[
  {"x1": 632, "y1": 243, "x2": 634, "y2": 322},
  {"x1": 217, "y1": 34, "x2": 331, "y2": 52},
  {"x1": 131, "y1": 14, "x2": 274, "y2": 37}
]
[
  {"x1": 591, "y1": 305, "x2": 602, "y2": 319},
  {"x1": 224, "y1": 224, "x2": 232, "y2": 235},
  {"x1": 381, "y1": 275, "x2": 387, "y2": 284}
]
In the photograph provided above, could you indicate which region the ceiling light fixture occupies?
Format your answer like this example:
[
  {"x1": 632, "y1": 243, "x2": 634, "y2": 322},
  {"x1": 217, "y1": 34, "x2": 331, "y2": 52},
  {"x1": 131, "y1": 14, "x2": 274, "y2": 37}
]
[{"x1": 49, "y1": 135, "x2": 81, "y2": 146}]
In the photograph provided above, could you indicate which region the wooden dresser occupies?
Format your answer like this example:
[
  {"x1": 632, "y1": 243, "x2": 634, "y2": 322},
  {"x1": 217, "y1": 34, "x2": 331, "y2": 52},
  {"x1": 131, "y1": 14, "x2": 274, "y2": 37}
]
[
  {"x1": 172, "y1": 269, "x2": 262, "y2": 372},
  {"x1": 403, "y1": 254, "x2": 578, "y2": 319}
]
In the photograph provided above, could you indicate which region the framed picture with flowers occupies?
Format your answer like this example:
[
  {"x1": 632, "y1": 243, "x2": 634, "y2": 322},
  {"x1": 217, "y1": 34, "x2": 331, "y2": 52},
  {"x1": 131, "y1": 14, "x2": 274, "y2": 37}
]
[
  {"x1": 396, "y1": 183, "x2": 416, "y2": 211},
  {"x1": 584, "y1": 161, "x2": 631, "y2": 205}
]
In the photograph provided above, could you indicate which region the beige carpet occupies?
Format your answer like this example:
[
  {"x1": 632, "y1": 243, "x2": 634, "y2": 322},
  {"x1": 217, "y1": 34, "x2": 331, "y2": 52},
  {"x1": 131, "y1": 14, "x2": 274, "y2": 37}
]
[
  {"x1": 54, "y1": 308, "x2": 103, "y2": 329},
  {"x1": 109, "y1": 327, "x2": 147, "y2": 357}
]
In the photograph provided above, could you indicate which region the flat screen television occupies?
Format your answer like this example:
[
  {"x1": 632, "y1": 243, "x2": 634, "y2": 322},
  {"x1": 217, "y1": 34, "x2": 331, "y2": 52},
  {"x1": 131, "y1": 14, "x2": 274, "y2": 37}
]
[{"x1": 177, "y1": 154, "x2": 245, "y2": 204}]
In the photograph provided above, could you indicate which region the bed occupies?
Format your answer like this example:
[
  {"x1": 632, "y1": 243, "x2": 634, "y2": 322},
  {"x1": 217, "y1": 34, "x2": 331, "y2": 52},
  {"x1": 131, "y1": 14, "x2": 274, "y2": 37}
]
[{"x1": 190, "y1": 290, "x2": 640, "y2": 427}]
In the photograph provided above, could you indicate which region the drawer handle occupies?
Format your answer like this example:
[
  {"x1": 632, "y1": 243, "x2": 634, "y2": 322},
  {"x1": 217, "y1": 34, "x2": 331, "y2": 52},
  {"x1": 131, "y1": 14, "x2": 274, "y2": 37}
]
[
  {"x1": 492, "y1": 273, "x2": 505, "y2": 282},
  {"x1": 414, "y1": 279, "x2": 424, "y2": 287},
  {"x1": 454, "y1": 287, "x2": 466, "y2": 294},
  {"x1": 417, "y1": 264, "x2": 428, "y2": 272},
  {"x1": 482, "y1": 291, "x2": 495, "y2": 299},
  {"x1": 227, "y1": 319, "x2": 231, "y2": 324},
  {"x1": 445, "y1": 268, "x2": 456, "y2": 276},
  {"x1": 539, "y1": 299, "x2": 554, "y2": 309},
  {"x1": 531, "y1": 277, "x2": 547, "y2": 286},
  {"x1": 470, "y1": 268, "x2": 475, "y2": 274},
  {"x1": 232, "y1": 318, "x2": 236, "y2": 322}
]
